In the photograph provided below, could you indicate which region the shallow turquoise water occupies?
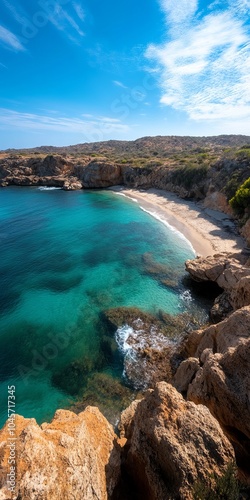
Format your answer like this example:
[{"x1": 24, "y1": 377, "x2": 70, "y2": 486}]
[{"x1": 0, "y1": 187, "x2": 197, "y2": 426}]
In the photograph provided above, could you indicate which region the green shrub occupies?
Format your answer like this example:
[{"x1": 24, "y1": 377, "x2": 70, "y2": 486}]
[
  {"x1": 229, "y1": 177, "x2": 250, "y2": 216},
  {"x1": 171, "y1": 163, "x2": 208, "y2": 190},
  {"x1": 192, "y1": 462, "x2": 240, "y2": 500},
  {"x1": 236, "y1": 148, "x2": 250, "y2": 159}
]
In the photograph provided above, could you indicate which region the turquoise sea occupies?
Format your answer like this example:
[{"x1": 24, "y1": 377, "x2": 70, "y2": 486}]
[{"x1": 0, "y1": 187, "x2": 204, "y2": 427}]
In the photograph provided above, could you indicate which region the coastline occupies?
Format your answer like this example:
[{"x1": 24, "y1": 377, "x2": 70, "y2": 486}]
[{"x1": 110, "y1": 187, "x2": 245, "y2": 257}]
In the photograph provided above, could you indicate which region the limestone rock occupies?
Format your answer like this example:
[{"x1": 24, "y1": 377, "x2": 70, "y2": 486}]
[
  {"x1": 186, "y1": 253, "x2": 250, "y2": 315},
  {"x1": 194, "y1": 305, "x2": 250, "y2": 357},
  {"x1": 204, "y1": 191, "x2": 233, "y2": 215},
  {"x1": 185, "y1": 253, "x2": 230, "y2": 282},
  {"x1": 120, "y1": 382, "x2": 235, "y2": 500},
  {"x1": 188, "y1": 339, "x2": 250, "y2": 441},
  {"x1": 81, "y1": 161, "x2": 122, "y2": 187},
  {"x1": 63, "y1": 177, "x2": 82, "y2": 190},
  {"x1": 173, "y1": 357, "x2": 200, "y2": 393},
  {"x1": 28, "y1": 155, "x2": 73, "y2": 177},
  {"x1": 0, "y1": 407, "x2": 120, "y2": 500},
  {"x1": 210, "y1": 291, "x2": 233, "y2": 322},
  {"x1": 241, "y1": 218, "x2": 250, "y2": 247}
]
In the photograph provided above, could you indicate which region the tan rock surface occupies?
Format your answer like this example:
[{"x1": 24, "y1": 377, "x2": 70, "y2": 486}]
[
  {"x1": 0, "y1": 407, "x2": 120, "y2": 500},
  {"x1": 194, "y1": 305, "x2": 250, "y2": 357},
  {"x1": 81, "y1": 161, "x2": 122, "y2": 188},
  {"x1": 119, "y1": 382, "x2": 235, "y2": 500},
  {"x1": 188, "y1": 339, "x2": 250, "y2": 441},
  {"x1": 186, "y1": 253, "x2": 250, "y2": 316}
]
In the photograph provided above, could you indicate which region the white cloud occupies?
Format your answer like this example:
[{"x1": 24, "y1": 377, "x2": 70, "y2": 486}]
[
  {"x1": 73, "y1": 3, "x2": 85, "y2": 21},
  {"x1": 159, "y1": 0, "x2": 198, "y2": 25},
  {"x1": 0, "y1": 25, "x2": 25, "y2": 51},
  {"x1": 113, "y1": 80, "x2": 128, "y2": 89},
  {"x1": 0, "y1": 109, "x2": 129, "y2": 137},
  {"x1": 146, "y1": 2, "x2": 250, "y2": 125}
]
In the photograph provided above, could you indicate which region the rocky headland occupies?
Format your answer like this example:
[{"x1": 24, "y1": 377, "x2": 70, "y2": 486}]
[{"x1": 1, "y1": 136, "x2": 250, "y2": 498}]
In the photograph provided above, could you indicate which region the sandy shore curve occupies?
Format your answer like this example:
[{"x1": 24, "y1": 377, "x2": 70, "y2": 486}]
[{"x1": 110, "y1": 187, "x2": 245, "y2": 257}]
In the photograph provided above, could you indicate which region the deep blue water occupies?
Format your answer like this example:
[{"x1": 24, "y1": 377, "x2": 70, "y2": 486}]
[{"x1": 0, "y1": 187, "x2": 198, "y2": 426}]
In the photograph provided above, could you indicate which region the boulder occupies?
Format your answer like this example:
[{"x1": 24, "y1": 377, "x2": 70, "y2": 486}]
[
  {"x1": 186, "y1": 253, "x2": 250, "y2": 316},
  {"x1": 173, "y1": 357, "x2": 200, "y2": 393},
  {"x1": 194, "y1": 305, "x2": 250, "y2": 357},
  {"x1": 119, "y1": 382, "x2": 235, "y2": 500},
  {"x1": 188, "y1": 339, "x2": 250, "y2": 442},
  {"x1": 0, "y1": 407, "x2": 121, "y2": 500},
  {"x1": 81, "y1": 161, "x2": 122, "y2": 187},
  {"x1": 63, "y1": 178, "x2": 82, "y2": 190}
]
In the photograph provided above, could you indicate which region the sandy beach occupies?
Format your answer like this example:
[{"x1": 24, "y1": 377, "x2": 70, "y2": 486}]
[{"x1": 110, "y1": 187, "x2": 245, "y2": 257}]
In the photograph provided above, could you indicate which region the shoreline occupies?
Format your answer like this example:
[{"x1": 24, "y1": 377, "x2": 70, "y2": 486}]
[{"x1": 109, "y1": 187, "x2": 245, "y2": 257}]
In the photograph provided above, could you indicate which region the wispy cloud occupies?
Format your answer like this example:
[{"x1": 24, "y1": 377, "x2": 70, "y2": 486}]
[
  {"x1": 2, "y1": 0, "x2": 85, "y2": 46},
  {"x1": 113, "y1": 80, "x2": 128, "y2": 89},
  {"x1": 0, "y1": 25, "x2": 25, "y2": 51},
  {"x1": 0, "y1": 109, "x2": 129, "y2": 136},
  {"x1": 49, "y1": 5, "x2": 85, "y2": 38},
  {"x1": 73, "y1": 3, "x2": 85, "y2": 22},
  {"x1": 146, "y1": 1, "x2": 250, "y2": 124}
]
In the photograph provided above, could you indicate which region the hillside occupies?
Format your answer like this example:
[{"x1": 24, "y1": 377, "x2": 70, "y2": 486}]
[
  {"x1": 2, "y1": 134, "x2": 250, "y2": 158},
  {"x1": 1, "y1": 136, "x2": 250, "y2": 233}
]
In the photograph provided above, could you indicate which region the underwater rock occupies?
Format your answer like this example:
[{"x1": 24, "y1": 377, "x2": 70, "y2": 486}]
[
  {"x1": 70, "y1": 372, "x2": 137, "y2": 426},
  {"x1": 103, "y1": 307, "x2": 197, "y2": 390},
  {"x1": 115, "y1": 321, "x2": 175, "y2": 389},
  {"x1": 51, "y1": 356, "x2": 105, "y2": 396},
  {"x1": 142, "y1": 252, "x2": 179, "y2": 289}
]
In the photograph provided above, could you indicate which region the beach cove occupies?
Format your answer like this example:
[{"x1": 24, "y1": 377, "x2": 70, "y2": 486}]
[{"x1": 110, "y1": 187, "x2": 245, "y2": 257}]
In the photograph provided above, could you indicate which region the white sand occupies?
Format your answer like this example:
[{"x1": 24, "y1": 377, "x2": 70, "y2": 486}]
[{"x1": 110, "y1": 187, "x2": 245, "y2": 257}]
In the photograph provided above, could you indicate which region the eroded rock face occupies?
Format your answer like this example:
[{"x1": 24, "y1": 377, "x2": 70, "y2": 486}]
[
  {"x1": 192, "y1": 305, "x2": 250, "y2": 357},
  {"x1": 175, "y1": 306, "x2": 250, "y2": 467},
  {"x1": 0, "y1": 407, "x2": 120, "y2": 500},
  {"x1": 186, "y1": 253, "x2": 250, "y2": 319},
  {"x1": 0, "y1": 155, "x2": 75, "y2": 188},
  {"x1": 119, "y1": 382, "x2": 235, "y2": 500},
  {"x1": 188, "y1": 340, "x2": 250, "y2": 441},
  {"x1": 81, "y1": 161, "x2": 122, "y2": 187}
]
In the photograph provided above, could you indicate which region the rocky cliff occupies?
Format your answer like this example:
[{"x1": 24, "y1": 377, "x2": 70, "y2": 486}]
[
  {"x1": 174, "y1": 253, "x2": 250, "y2": 482},
  {"x1": 0, "y1": 407, "x2": 121, "y2": 500},
  {"x1": 1, "y1": 252, "x2": 250, "y2": 498},
  {"x1": 1, "y1": 139, "x2": 250, "y2": 497},
  {"x1": 0, "y1": 385, "x2": 236, "y2": 500}
]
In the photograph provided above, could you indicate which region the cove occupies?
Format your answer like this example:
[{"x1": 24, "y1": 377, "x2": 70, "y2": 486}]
[{"x1": 0, "y1": 187, "x2": 205, "y2": 427}]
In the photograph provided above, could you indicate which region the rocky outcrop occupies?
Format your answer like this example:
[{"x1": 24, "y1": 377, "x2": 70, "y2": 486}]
[
  {"x1": 179, "y1": 305, "x2": 250, "y2": 359},
  {"x1": 119, "y1": 382, "x2": 235, "y2": 500},
  {"x1": 0, "y1": 155, "x2": 77, "y2": 188},
  {"x1": 241, "y1": 219, "x2": 250, "y2": 247},
  {"x1": 173, "y1": 305, "x2": 250, "y2": 469},
  {"x1": 188, "y1": 341, "x2": 250, "y2": 440},
  {"x1": 0, "y1": 407, "x2": 121, "y2": 500},
  {"x1": 63, "y1": 177, "x2": 82, "y2": 190},
  {"x1": 103, "y1": 307, "x2": 193, "y2": 389},
  {"x1": 81, "y1": 161, "x2": 122, "y2": 188},
  {"x1": 186, "y1": 253, "x2": 250, "y2": 320}
]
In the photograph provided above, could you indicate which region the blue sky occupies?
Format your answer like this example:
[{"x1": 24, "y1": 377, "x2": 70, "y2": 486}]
[{"x1": 0, "y1": 0, "x2": 250, "y2": 148}]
